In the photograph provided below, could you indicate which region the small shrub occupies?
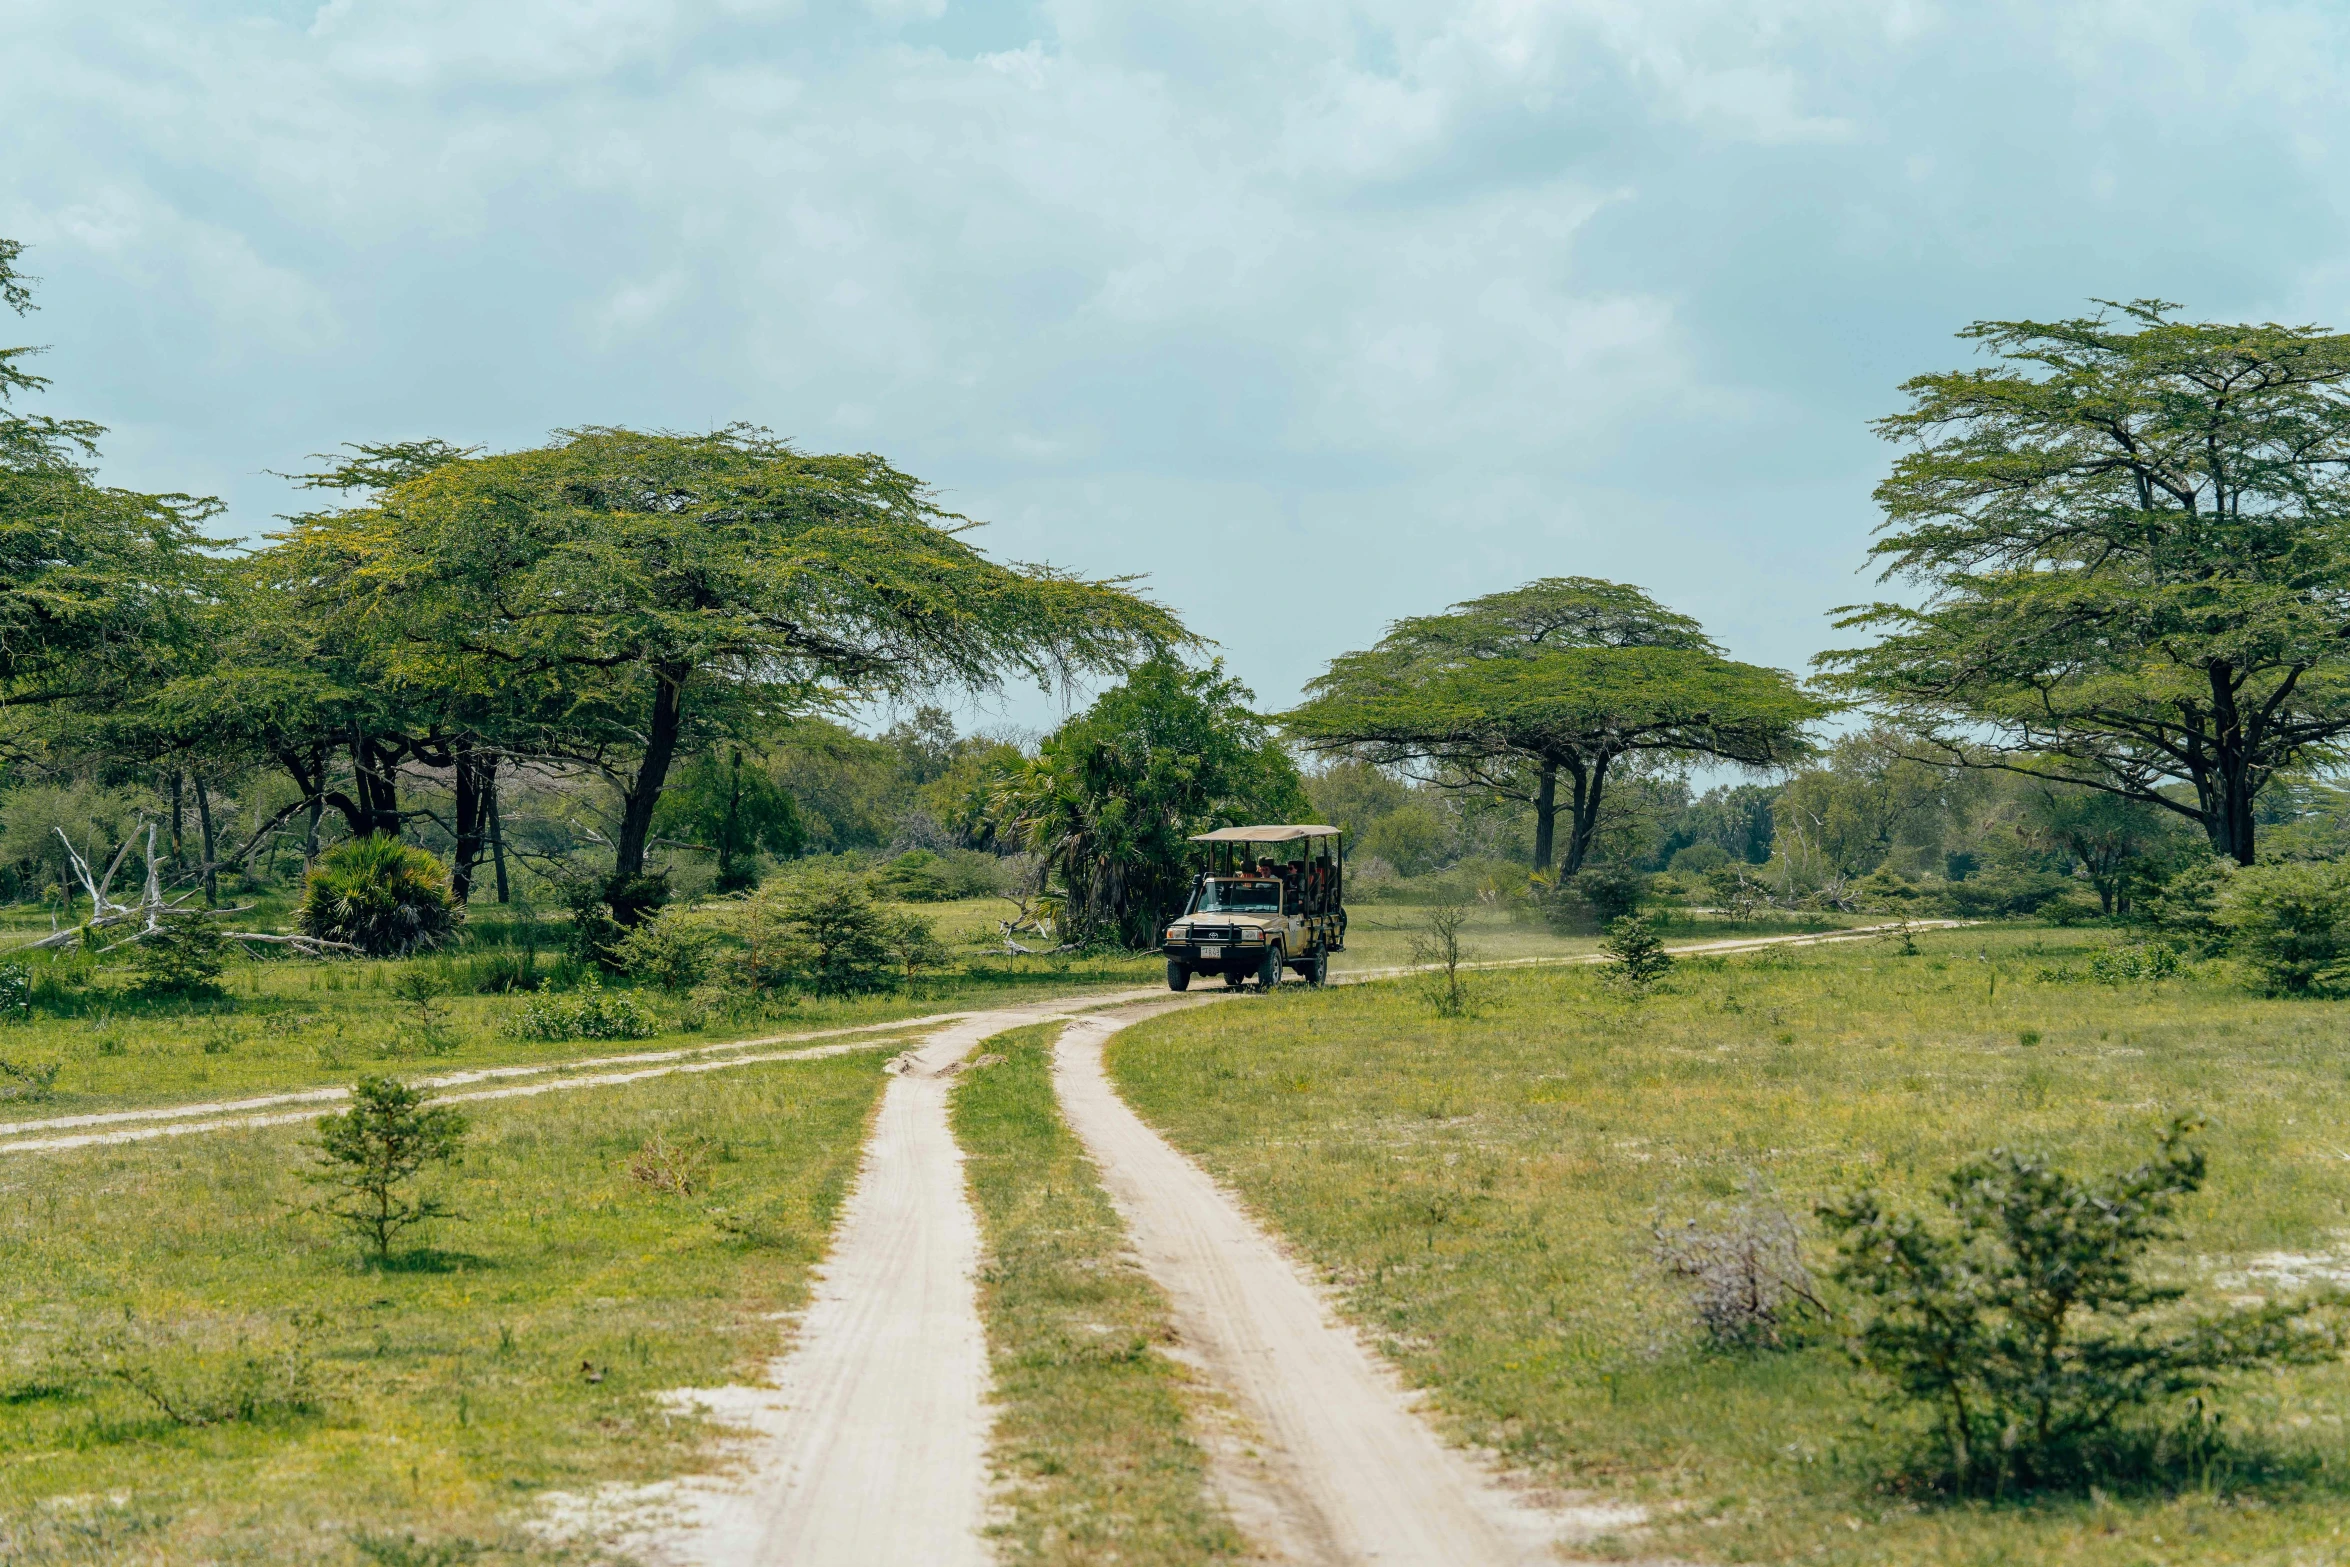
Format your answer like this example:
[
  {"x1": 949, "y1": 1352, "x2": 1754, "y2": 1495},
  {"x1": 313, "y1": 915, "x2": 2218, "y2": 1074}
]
[
  {"x1": 1818, "y1": 1114, "x2": 2338, "y2": 1490},
  {"x1": 0, "y1": 963, "x2": 29, "y2": 1017},
  {"x1": 628, "y1": 1129, "x2": 711, "y2": 1196},
  {"x1": 2088, "y1": 942, "x2": 2179, "y2": 984},
  {"x1": 127, "y1": 915, "x2": 229, "y2": 997},
  {"x1": 1406, "y1": 887, "x2": 1472, "y2": 1017},
  {"x1": 872, "y1": 848, "x2": 1007, "y2": 902},
  {"x1": 1652, "y1": 1174, "x2": 1824, "y2": 1349},
  {"x1": 68, "y1": 1318, "x2": 320, "y2": 1428},
  {"x1": 1601, "y1": 914, "x2": 1673, "y2": 993},
  {"x1": 507, "y1": 975, "x2": 657, "y2": 1042},
  {"x1": 298, "y1": 837, "x2": 459, "y2": 957},
  {"x1": 884, "y1": 911, "x2": 951, "y2": 985},
  {"x1": 0, "y1": 1053, "x2": 61, "y2": 1103},
  {"x1": 616, "y1": 912, "x2": 712, "y2": 992},
  {"x1": 775, "y1": 875, "x2": 899, "y2": 997},
  {"x1": 2136, "y1": 854, "x2": 2236, "y2": 956},
  {"x1": 2217, "y1": 859, "x2": 2350, "y2": 994},
  {"x1": 303, "y1": 1076, "x2": 468, "y2": 1261}
]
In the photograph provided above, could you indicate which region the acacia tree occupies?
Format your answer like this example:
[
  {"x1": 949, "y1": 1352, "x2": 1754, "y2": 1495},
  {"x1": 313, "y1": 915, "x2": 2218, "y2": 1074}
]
[
  {"x1": 283, "y1": 426, "x2": 1187, "y2": 919},
  {"x1": 1819, "y1": 303, "x2": 2350, "y2": 865},
  {"x1": 1285, "y1": 579, "x2": 1821, "y2": 875},
  {"x1": 998, "y1": 657, "x2": 1308, "y2": 947},
  {"x1": 0, "y1": 239, "x2": 216, "y2": 725}
]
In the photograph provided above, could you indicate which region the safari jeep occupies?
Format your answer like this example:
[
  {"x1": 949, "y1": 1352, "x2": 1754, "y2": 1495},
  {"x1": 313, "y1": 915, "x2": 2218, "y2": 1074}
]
[{"x1": 1161, "y1": 825, "x2": 1346, "y2": 991}]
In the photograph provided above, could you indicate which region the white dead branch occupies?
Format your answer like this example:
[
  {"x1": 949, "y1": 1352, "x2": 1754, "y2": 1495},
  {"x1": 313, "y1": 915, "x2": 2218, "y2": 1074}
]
[{"x1": 10, "y1": 823, "x2": 358, "y2": 958}]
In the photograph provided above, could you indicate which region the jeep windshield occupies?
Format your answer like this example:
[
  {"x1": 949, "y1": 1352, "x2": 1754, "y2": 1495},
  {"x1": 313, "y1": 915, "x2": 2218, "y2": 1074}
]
[{"x1": 1191, "y1": 878, "x2": 1282, "y2": 914}]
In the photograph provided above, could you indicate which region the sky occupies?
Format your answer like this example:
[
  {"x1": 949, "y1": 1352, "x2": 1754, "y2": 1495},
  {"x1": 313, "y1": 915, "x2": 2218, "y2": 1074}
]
[{"x1": 4, "y1": 0, "x2": 2348, "y2": 738}]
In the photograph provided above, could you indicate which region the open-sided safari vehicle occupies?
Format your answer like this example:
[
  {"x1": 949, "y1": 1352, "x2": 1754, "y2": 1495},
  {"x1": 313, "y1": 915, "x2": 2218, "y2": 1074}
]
[{"x1": 1161, "y1": 825, "x2": 1346, "y2": 991}]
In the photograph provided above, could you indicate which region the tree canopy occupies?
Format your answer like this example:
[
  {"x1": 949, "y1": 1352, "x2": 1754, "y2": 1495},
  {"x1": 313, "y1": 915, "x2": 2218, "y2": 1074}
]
[
  {"x1": 1819, "y1": 302, "x2": 2350, "y2": 864},
  {"x1": 1285, "y1": 578, "x2": 1821, "y2": 874},
  {"x1": 998, "y1": 657, "x2": 1308, "y2": 947},
  {"x1": 277, "y1": 425, "x2": 1190, "y2": 916}
]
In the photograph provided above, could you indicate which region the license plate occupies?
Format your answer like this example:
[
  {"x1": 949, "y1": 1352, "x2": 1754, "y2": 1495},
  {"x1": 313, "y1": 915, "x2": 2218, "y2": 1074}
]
[{"x1": 1198, "y1": 945, "x2": 1222, "y2": 959}]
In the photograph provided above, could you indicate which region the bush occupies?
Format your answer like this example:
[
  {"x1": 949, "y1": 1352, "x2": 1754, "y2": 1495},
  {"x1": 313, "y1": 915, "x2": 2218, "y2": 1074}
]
[
  {"x1": 1668, "y1": 842, "x2": 1732, "y2": 876},
  {"x1": 870, "y1": 848, "x2": 1007, "y2": 903},
  {"x1": 298, "y1": 837, "x2": 459, "y2": 957},
  {"x1": 1653, "y1": 1174, "x2": 1824, "y2": 1349},
  {"x1": 776, "y1": 874, "x2": 899, "y2": 996},
  {"x1": 1819, "y1": 1115, "x2": 2336, "y2": 1491},
  {"x1": 1926, "y1": 864, "x2": 2073, "y2": 919},
  {"x1": 0, "y1": 963, "x2": 28, "y2": 1017},
  {"x1": 1601, "y1": 914, "x2": 1672, "y2": 993},
  {"x1": 2088, "y1": 942, "x2": 2179, "y2": 984},
  {"x1": 67, "y1": 1318, "x2": 320, "y2": 1428},
  {"x1": 616, "y1": 912, "x2": 712, "y2": 992},
  {"x1": 508, "y1": 975, "x2": 658, "y2": 1042},
  {"x1": 303, "y1": 1076, "x2": 468, "y2": 1261},
  {"x1": 2218, "y1": 859, "x2": 2350, "y2": 994},
  {"x1": 2135, "y1": 854, "x2": 2235, "y2": 956},
  {"x1": 127, "y1": 914, "x2": 229, "y2": 997}
]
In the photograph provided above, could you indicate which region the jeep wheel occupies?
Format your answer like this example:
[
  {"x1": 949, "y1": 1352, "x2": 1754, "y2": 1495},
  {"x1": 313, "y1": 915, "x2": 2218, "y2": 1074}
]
[
  {"x1": 1223, "y1": 968, "x2": 1246, "y2": 989},
  {"x1": 1303, "y1": 942, "x2": 1328, "y2": 987},
  {"x1": 1259, "y1": 944, "x2": 1284, "y2": 989},
  {"x1": 1166, "y1": 960, "x2": 1191, "y2": 992}
]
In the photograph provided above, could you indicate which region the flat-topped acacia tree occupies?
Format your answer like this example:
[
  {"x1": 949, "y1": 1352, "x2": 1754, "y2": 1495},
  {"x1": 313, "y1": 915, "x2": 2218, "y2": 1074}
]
[
  {"x1": 1819, "y1": 302, "x2": 2350, "y2": 864},
  {"x1": 1284, "y1": 579, "x2": 1822, "y2": 875},
  {"x1": 278, "y1": 425, "x2": 1189, "y2": 918}
]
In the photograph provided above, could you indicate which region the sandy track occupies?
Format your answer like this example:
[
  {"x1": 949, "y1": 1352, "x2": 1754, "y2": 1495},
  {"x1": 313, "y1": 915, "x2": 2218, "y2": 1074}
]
[
  {"x1": 630, "y1": 991, "x2": 1165, "y2": 1567},
  {"x1": 0, "y1": 1034, "x2": 928, "y2": 1156},
  {"x1": 1054, "y1": 1005, "x2": 1567, "y2": 1566}
]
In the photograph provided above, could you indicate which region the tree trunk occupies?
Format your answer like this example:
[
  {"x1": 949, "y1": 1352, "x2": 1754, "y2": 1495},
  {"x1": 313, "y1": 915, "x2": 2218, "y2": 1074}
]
[
  {"x1": 1531, "y1": 760, "x2": 1558, "y2": 874},
  {"x1": 169, "y1": 770, "x2": 185, "y2": 872},
  {"x1": 610, "y1": 663, "x2": 690, "y2": 921},
  {"x1": 192, "y1": 774, "x2": 220, "y2": 907},
  {"x1": 450, "y1": 749, "x2": 492, "y2": 904},
  {"x1": 488, "y1": 778, "x2": 510, "y2": 904},
  {"x1": 2204, "y1": 663, "x2": 2259, "y2": 865},
  {"x1": 1559, "y1": 754, "x2": 1611, "y2": 876}
]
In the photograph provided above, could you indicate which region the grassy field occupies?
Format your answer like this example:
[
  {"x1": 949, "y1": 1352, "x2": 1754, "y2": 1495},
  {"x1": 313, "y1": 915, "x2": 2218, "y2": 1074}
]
[
  {"x1": 0, "y1": 1049, "x2": 890, "y2": 1564},
  {"x1": 1108, "y1": 924, "x2": 2350, "y2": 1565},
  {"x1": 0, "y1": 897, "x2": 1160, "y2": 1119},
  {"x1": 951, "y1": 1022, "x2": 1243, "y2": 1566},
  {"x1": 1330, "y1": 900, "x2": 1858, "y2": 974}
]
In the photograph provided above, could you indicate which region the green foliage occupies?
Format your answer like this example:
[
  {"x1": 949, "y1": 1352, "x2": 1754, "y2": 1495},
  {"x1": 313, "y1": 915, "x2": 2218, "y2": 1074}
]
[
  {"x1": 1601, "y1": 914, "x2": 1672, "y2": 992},
  {"x1": 2137, "y1": 853, "x2": 2237, "y2": 955},
  {"x1": 1000, "y1": 657, "x2": 1309, "y2": 949},
  {"x1": 508, "y1": 975, "x2": 658, "y2": 1042},
  {"x1": 1821, "y1": 304, "x2": 2350, "y2": 865},
  {"x1": 67, "y1": 1318, "x2": 320, "y2": 1429},
  {"x1": 304, "y1": 1076, "x2": 468, "y2": 1260},
  {"x1": 0, "y1": 1051, "x2": 60, "y2": 1102},
  {"x1": 2021, "y1": 784, "x2": 2179, "y2": 917},
  {"x1": 871, "y1": 847, "x2": 1006, "y2": 902},
  {"x1": 127, "y1": 914, "x2": 229, "y2": 997},
  {"x1": 1287, "y1": 578, "x2": 1821, "y2": 875},
  {"x1": 2218, "y1": 859, "x2": 2350, "y2": 994},
  {"x1": 278, "y1": 426, "x2": 1190, "y2": 888},
  {"x1": 2089, "y1": 942, "x2": 2180, "y2": 983},
  {"x1": 773, "y1": 875, "x2": 900, "y2": 996},
  {"x1": 1668, "y1": 841, "x2": 1730, "y2": 875},
  {"x1": 653, "y1": 746, "x2": 804, "y2": 890},
  {"x1": 615, "y1": 911, "x2": 713, "y2": 992},
  {"x1": 883, "y1": 910, "x2": 951, "y2": 984},
  {"x1": 0, "y1": 961, "x2": 29, "y2": 1016},
  {"x1": 1819, "y1": 1115, "x2": 2335, "y2": 1489},
  {"x1": 297, "y1": 836, "x2": 458, "y2": 957}
]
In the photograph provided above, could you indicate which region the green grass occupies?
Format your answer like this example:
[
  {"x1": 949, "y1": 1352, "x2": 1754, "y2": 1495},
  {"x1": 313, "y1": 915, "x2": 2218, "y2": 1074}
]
[
  {"x1": 0, "y1": 896, "x2": 1158, "y2": 1119},
  {"x1": 951, "y1": 1023, "x2": 1243, "y2": 1566},
  {"x1": 0, "y1": 1050, "x2": 890, "y2": 1564},
  {"x1": 1108, "y1": 925, "x2": 2350, "y2": 1565},
  {"x1": 1331, "y1": 898, "x2": 1859, "y2": 973}
]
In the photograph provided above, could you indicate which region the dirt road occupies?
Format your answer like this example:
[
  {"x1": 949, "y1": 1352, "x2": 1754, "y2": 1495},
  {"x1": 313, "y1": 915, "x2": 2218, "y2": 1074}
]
[{"x1": 1055, "y1": 1005, "x2": 1571, "y2": 1565}]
